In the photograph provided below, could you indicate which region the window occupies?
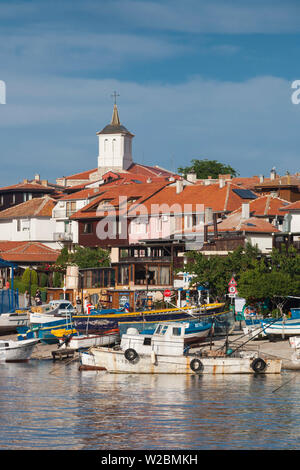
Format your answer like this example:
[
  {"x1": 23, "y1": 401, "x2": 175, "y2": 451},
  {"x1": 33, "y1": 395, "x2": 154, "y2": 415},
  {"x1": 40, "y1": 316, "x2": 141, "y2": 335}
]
[
  {"x1": 66, "y1": 201, "x2": 76, "y2": 217},
  {"x1": 23, "y1": 193, "x2": 32, "y2": 202},
  {"x1": 172, "y1": 327, "x2": 182, "y2": 336},
  {"x1": 17, "y1": 219, "x2": 21, "y2": 231},
  {"x1": 0, "y1": 195, "x2": 3, "y2": 206},
  {"x1": 118, "y1": 265, "x2": 129, "y2": 285},
  {"x1": 83, "y1": 222, "x2": 92, "y2": 234},
  {"x1": 143, "y1": 337, "x2": 151, "y2": 346}
]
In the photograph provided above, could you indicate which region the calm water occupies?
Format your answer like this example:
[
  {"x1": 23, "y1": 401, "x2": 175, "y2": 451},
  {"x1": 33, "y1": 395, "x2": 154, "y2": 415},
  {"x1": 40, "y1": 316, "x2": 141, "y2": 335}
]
[{"x1": 0, "y1": 359, "x2": 300, "y2": 450}]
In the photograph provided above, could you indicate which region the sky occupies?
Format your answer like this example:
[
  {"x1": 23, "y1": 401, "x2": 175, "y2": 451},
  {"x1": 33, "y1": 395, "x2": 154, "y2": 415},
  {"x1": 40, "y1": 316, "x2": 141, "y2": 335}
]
[{"x1": 1, "y1": 0, "x2": 300, "y2": 186}]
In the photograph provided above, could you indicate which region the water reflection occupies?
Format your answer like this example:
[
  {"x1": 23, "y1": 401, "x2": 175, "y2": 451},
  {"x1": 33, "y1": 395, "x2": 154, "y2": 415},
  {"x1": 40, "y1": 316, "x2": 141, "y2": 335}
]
[{"x1": 0, "y1": 361, "x2": 299, "y2": 449}]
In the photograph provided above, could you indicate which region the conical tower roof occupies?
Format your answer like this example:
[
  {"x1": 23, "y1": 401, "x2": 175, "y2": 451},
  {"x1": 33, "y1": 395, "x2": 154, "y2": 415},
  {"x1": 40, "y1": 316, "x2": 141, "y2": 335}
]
[{"x1": 97, "y1": 104, "x2": 134, "y2": 136}]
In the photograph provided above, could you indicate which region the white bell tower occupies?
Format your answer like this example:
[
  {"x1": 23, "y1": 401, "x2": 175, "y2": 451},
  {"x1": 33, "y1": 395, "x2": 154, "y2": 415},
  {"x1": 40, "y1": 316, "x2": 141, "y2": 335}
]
[{"x1": 96, "y1": 98, "x2": 134, "y2": 175}]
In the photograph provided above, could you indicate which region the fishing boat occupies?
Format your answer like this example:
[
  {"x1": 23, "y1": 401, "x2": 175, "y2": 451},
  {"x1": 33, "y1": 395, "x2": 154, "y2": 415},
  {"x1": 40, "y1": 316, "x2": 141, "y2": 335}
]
[
  {"x1": 20, "y1": 313, "x2": 75, "y2": 345},
  {"x1": 55, "y1": 329, "x2": 120, "y2": 350},
  {"x1": 73, "y1": 302, "x2": 226, "y2": 338},
  {"x1": 29, "y1": 301, "x2": 75, "y2": 325},
  {"x1": 260, "y1": 309, "x2": 300, "y2": 338},
  {"x1": 140, "y1": 320, "x2": 212, "y2": 344},
  {"x1": 0, "y1": 338, "x2": 39, "y2": 362},
  {"x1": 0, "y1": 310, "x2": 30, "y2": 334},
  {"x1": 86, "y1": 322, "x2": 281, "y2": 374}
]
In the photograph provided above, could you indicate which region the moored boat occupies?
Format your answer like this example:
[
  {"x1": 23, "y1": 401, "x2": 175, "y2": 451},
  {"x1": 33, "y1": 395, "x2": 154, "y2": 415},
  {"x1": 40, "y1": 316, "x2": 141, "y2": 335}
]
[
  {"x1": 88, "y1": 322, "x2": 282, "y2": 375},
  {"x1": 56, "y1": 330, "x2": 120, "y2": 350},
  {"x1": 140, "y1": 320, "x2": 212, "y2": 344},
  {"x1": 74, "y1": 303, "x2": 225, "y2": 338},
  {"x1": 260, "y1": 309, "x2": 300, "y2": 338},
  {"x1": 0, "y1": 311, "x2": 29, "y2": 334},
  {"x1": 0, "y1": 338, "x2": 39, "y2": 362}
]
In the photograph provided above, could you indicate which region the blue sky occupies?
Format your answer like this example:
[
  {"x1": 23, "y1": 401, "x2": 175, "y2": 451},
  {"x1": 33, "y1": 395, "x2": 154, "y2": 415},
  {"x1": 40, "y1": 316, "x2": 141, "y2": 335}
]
[{"x1": 1, "y1": 0, "x2": 300, "y2": 186}]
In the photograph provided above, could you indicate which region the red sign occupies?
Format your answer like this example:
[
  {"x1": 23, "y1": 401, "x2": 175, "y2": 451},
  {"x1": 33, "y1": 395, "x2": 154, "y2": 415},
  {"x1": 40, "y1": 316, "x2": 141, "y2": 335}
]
[
  {"x1": 228, "y1": 286, "x2": 237, "y2": 294},
  {"x1": 164, "y1": 289, "x2": 171, "y2": 297},
  {"x1": 228, "y1": 276, "x2": 237, "y2": 286}
]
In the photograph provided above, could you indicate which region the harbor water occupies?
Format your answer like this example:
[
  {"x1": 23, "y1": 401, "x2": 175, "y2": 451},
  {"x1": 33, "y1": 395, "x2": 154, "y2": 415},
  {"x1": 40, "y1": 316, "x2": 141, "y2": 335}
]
[{"x1": 1, "y1": 360, "x2": 300, "y2": 450}]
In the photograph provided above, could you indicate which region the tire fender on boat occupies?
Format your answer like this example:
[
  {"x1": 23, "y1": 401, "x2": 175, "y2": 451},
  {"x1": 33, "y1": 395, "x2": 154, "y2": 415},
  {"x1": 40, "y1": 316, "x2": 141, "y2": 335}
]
[
  {"x1": 124, "y1": 348, "x2": 139, "y2": 362},
  {"x1": 190, "y1": 358, "x2": 203, "y2": 373},
  {"x1": 251, "y1": 357, "x2": 267, "y2": 373}
]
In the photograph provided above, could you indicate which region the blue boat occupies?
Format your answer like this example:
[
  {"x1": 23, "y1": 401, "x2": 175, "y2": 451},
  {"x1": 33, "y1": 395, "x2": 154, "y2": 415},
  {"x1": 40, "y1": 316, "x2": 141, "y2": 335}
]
[
  {"x1": 73, "y1": 302, "x2": 226, "y2": 338},
  {"x1": 18, "y1": 315, "x2": 75, "y2": 345},
  {"x1": 260, "y1": 308, "x2": 300, "y2": 338}
]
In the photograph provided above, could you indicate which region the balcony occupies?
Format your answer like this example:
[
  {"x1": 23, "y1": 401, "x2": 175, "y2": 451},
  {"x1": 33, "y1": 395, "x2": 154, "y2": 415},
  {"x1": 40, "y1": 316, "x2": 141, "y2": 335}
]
[
  {"x1": 53, "y1": 232, "x2": 73, "y2": 242},
  {"x1": 53, "y1": 209, "x2": 76, "y2": 219}
]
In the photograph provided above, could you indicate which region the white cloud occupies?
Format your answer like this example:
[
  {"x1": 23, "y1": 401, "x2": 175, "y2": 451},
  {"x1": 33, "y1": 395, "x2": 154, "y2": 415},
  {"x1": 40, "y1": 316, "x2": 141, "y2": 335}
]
[{"x1": 1, "y1": 73, "x2": 300, "y2": 186}]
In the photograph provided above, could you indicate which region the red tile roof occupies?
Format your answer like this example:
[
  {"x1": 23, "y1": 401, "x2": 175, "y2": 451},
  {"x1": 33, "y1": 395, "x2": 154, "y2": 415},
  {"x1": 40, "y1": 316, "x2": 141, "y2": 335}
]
[
  {"x1": 0, "y1": 241, "x2": 60, "y2": 263},
  {"x1": 0, "y1": 182, "x2": 56, "y2": 193},
  {"x1": 70, "y1": 181, "x2": 171, "y2": 219},
  {"x1": 237, "y1": 195, "x2": 289, "y2": 217},
  {"x1": 137, "y1": 182, "x2": 256, "y2": 215},
  {"x1": 280, "y1": 200, "x2": 300, "y2": 211},
  {"x1": 0, "y1": 197, "x2": 56, "y2": 219},
  {"x1": 209, "y1": 212, "x2": 280, "y2": 234}
]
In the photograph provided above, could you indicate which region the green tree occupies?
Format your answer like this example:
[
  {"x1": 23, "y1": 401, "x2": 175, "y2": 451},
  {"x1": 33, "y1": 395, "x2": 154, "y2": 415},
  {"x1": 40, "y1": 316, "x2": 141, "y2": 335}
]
[
  {"x1": 69, "y1": 246, "x2": 110, "y2": 269},
  {"x1": 178, "y1": 158, "x2": 239, "y2": 179},
  {"x1": 22, "y1": 268, "x2": 38, "y2": 287},
  {"x1": 54, "y1": 245, "x2": 111, "y2": 270}
]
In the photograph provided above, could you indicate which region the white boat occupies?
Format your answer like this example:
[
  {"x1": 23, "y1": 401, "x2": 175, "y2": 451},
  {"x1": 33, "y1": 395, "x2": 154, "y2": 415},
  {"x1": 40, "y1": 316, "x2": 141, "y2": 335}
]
[
  {"x1": 58, "y1": 331, "x2": 119, "y2": 350},
  {"x1": 29, "y1": 301, "x2": 75, "y2": 325},
  {"x1": 0, "y1": 338, "x2": 39, "y2": 362},
  {"x1": 88, "y1": 322, "x2": 282, "y2": 375},
  {"x1": 260, "y1": 320, "x2": 300, "y2": 337},
  {"x1": 0, "y1": 311, "x2": 30, "y2": 333}
]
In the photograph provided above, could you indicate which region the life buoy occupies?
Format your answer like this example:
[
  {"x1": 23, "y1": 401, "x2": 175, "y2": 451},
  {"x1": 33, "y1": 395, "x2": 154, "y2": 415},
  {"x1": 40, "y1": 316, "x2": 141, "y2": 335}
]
[
  {"x1": 124, "y1": 348, "x2": 139, "y2": 362},
  {"x1": 251, "y1": 357, "x2": 267, "y2": 373},
  {"x1": 190, "y1": 358, "x2": 203, "y2": 373}
]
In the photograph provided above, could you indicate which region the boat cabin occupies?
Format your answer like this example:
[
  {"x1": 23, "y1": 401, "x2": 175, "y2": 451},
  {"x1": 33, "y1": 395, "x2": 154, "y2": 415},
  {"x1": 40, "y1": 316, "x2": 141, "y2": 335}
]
[{"x1": 120, "y1": 322, "x2": 189, "y2": 357}]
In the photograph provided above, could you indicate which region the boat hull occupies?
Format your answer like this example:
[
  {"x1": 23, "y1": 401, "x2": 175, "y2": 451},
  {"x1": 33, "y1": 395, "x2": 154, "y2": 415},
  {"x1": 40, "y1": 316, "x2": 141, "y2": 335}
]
[
  {"x1": 261, "y1": 321, "x2": 300, "y2": 337},
  {"x1": 60, "y1": 331, "x2": 119, "y2": 350},
  {"x1": 0, "y1": 338, "x2": 39, "y2": 362},
  {"x1": 89, "y1": 347, "x2": 282, "y2": 374},
  {"x1": 74, "y1": 303, "x2": 225, "y2": 337},
  {"x1": 0, "y1": 312, "x2": 29, "y2": 334}
]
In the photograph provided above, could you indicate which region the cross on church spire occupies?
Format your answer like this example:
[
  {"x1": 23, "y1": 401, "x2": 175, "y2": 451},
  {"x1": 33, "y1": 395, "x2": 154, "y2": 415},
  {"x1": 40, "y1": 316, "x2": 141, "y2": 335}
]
[{"x1": 111, "y1": 91, "x2": 120, "y2": 105}]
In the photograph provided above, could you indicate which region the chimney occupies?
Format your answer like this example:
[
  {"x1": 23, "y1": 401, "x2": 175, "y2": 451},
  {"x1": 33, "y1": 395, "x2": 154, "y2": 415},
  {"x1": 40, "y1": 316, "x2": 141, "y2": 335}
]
[
  {"x1": 186, "y1": 172, "x2": 197, "y2": 183},
  {"x1": 23, "y1": 178, "x2": 28, "y2": 184},
  {"x1": 41, "y1": 179, "x2": 48, "y2": 187},
  {"x1": 34, "y1": 173, "x2": 40, "y2": 182},
  {"x1": 241, "y1": 203, "x2": 250, "y2": 220},
  {"x1": 204, "y1": 207, "x2": 213, "y2": 225},
  {"x1": 168, "y1": 176, "x2": 175, "y2": 182},
  {"x1": 147, "y1": 178, "x2": 152, "y2": 183},
  {"x1": 219, "y1": 178, "x2": 225, "y2": 188},
  {"x1": 176, "y1": 179, "x2": 184, "y2": 194},
  {"x1": 270, "y1": 168, "x2": 276, "y2": 181},
  {"x1": 259, "y1": 175, "x2": 264, "y2": 183}
]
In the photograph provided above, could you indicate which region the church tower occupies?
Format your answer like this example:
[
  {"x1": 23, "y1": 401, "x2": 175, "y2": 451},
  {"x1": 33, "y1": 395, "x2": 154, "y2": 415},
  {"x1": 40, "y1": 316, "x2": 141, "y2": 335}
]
[{"x1": 96, "y1": 102, "x2": 134, "y2": 176}]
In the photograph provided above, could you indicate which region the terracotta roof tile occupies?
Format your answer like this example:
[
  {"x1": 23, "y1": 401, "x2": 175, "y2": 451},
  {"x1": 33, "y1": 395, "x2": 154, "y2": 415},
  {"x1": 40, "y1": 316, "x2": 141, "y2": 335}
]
[
  {"x1": 280, "y1": 200, "x2": 300, "y2": 211},
  {"x1": 70, "y1": 181, "x2": 171, "y2": 219},
  {"x1": 208, "y1": 213, "x2": 280, "y2": 234},
  {"x1": 0, "y1": 241, "x2": 59, "y2": 263},
  {"x1": 0, "y1": 197, "x2": 56, "y2": 219}
]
